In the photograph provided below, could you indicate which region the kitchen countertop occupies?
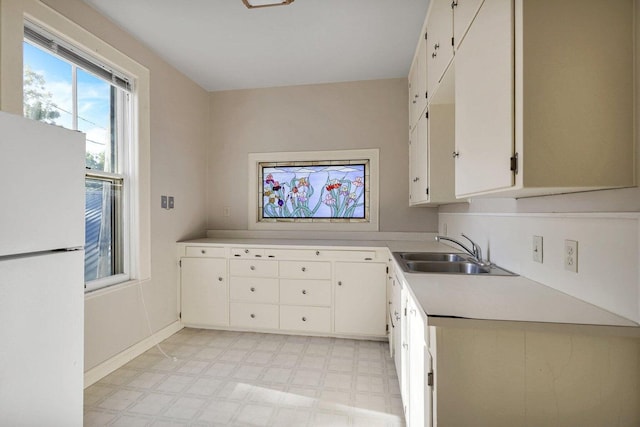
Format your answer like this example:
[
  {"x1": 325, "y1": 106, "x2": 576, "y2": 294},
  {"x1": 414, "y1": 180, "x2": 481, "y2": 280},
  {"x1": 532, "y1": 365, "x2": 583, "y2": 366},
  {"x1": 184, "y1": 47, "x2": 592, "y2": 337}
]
[{"x1": 179, "y1": 237, "x2": 639, "y2": 328}]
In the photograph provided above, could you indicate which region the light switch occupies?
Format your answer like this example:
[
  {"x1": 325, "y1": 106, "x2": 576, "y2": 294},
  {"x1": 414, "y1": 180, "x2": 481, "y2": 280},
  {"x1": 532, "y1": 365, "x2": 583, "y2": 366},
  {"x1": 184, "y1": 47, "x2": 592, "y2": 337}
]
[
  {"x1": 161, "y1": 195, "x2": 168, "y2": 209},
  {"x1": 168, "y1": 196, "x2": 175, "y2": 209}
]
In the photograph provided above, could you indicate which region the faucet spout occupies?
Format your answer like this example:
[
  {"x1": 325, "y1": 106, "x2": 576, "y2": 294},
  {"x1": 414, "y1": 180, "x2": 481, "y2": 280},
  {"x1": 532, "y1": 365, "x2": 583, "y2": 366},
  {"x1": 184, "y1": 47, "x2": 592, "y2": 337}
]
[{"x1": 435, "y1": 234, "x2": 487, "y2": 265}]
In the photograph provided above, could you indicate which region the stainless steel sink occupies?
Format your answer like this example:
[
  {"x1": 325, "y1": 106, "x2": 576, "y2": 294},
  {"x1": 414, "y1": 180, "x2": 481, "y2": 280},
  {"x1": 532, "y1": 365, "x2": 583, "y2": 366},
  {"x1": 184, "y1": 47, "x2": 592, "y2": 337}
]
[
  {"x1": 405, "y1": 261, "x2": 490, "y2": 274},
  {"x1": 398, "y1": 252, "x2": 471, "y2": 262},
  {"x1": 392, "y1": 252, "x2": 517, "y2": 276}
]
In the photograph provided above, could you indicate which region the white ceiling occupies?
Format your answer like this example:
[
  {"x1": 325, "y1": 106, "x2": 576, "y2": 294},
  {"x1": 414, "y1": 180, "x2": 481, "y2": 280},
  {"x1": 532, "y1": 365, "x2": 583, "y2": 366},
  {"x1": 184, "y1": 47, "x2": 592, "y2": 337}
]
[{"x1": 81, "y1": 0, "x2": 430, "y2": 92}]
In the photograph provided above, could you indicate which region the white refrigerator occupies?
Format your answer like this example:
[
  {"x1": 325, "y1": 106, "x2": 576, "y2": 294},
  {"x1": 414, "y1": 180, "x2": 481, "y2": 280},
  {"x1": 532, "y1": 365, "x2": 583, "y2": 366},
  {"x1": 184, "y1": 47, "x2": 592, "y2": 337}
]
[{"x1": 0, "y1": 111, "x2": 85, "y2": 426}]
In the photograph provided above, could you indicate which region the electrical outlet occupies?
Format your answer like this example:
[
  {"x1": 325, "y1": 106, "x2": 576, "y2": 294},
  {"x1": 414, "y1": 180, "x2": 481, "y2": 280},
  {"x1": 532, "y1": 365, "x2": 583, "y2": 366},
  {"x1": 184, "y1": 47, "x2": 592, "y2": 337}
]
[
  {"x1": 532, "y1": 235, "x2": 543, "y2": 263},
  {"x1": 168, "y1": 196, "x2": 175, "y2": 209},
  {"x1": 161, "y1": 195, "x2": 168, "y2": 209},
  {"x1": 564, "y1": 240, "x2": 578, "y2": 273}
]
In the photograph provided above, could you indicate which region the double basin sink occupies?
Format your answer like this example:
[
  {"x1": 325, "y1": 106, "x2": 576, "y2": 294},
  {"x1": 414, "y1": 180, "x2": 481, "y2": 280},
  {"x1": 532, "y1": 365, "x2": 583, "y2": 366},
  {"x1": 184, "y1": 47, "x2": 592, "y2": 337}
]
[{"x1": 392, "y1": 252, "x2": 517, "y2": 276}]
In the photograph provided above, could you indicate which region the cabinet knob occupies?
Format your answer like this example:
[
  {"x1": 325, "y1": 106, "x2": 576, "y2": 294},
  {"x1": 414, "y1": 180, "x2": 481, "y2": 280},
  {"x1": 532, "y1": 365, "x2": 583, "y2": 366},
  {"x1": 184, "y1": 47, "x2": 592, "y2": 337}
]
[
  {"x1": 250, "y1": 265, "x2": 255, "y2": 271},
  {"x1": 432, "y1": 52, "x2": 437, "y2": 58},
  {"x1": 315, "y1": 250, "x2": 320, "y2": 256},
  {"x1": 250, "y1": 287, "x2": 255, "y2": 292},
  {"x1": 302, "y1": 317, "x2": 307, "y2": 322},
  {"x1": 452, "y1": 151, "x2": 460, "y2": 158},
  {"x1": 302, "y1": 290, "x2": 307, "y2": 295},
  {"x1": 414, "y1": 94, "x2": 419, "y2": 99},
  {"x1": 250, "y1": 313, "x2": 255, "y2": 319},
  {"x1": 338, "y1": 281, "x2": 342, "y2": 286},
  {"x1": 301, "y1": 267, "x2": 306, "y2": 272},
  {"x1": 244, "y1": 249, "x2": 250, "y2": 254},
  {"x1": 218, "y1": 277, "x2": 223, "y2": 282},
  {"x1": 434, "y1": 43, "x2": 440, "y2": 50},
  {"x1": 201, "y1": 249, "x2": 206, "y2": 254},
  {"x1": 403, "y1": 342, "x2": 408, "y2": 349}
]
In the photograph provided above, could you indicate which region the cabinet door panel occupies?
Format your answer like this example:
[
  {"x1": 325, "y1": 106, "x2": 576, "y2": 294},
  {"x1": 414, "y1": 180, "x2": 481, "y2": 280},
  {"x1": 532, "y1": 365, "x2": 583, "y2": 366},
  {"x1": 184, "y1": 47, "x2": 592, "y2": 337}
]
[
  {"x1": 280, "y1": 306, "x2": 331, "y2": 333},
  {"x1": 453, "y1": 0, "x2": 485, "y2": 49},
  {"x1": 455, "y1": 0, "x2": 514, "y2": 196},
  {"x1": 229, "y1": 303, "x2": 279, "y2": 329},
  {"x1": 279, "y1": 260, "x2": 331, "y2": 280},
  {"x1": 230, "y1": 277, "x2": 279, "y2": 304},
  {"x1": 181, "y1": 258, "x2": 228, "y2": 326},
  {"x1": 334, "y1": 262, "x2": 387, "y2": 336},
  {"x1": 427, "y1": 0, "x2": 454, "y2": 97},
  {"x1": 280, "y1": 279, "x2": 331, "y2": 306}
]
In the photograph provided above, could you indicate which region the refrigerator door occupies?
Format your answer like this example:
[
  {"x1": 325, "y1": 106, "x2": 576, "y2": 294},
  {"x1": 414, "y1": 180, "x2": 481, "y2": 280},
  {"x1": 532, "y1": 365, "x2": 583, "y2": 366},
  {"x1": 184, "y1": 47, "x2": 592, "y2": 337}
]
[
  {"x1": 0, "y1": 112, "x2": 85, "y2": 257},
  {"x1": 0, "y1": 250, "x2": 84, "y2": 425}
]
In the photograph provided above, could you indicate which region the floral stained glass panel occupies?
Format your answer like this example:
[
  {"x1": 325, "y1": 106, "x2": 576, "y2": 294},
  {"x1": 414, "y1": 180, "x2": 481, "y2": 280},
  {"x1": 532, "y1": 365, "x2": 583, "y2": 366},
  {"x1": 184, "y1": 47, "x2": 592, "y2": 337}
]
[{"x1": 260, "y1": 162, "x2": 367, "y2": 220}]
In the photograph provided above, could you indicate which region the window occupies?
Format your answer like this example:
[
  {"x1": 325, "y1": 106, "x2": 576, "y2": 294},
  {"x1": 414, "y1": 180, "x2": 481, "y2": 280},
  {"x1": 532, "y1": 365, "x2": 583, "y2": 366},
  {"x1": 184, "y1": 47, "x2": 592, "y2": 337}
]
[
  {"x1": 23, "y1": 21, "x2": 133, "y2": 291},
  {"x1": 248, "y1": 149, "x2": 380, "y2": 231}
]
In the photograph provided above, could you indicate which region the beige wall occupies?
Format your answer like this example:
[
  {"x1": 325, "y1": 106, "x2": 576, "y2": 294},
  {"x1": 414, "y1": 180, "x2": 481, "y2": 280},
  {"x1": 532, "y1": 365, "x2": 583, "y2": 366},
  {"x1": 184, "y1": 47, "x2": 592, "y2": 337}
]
[
  {"x1": 0, "y1": 0, "x2": 210, "y2": 370},
  {"x1": 208, "y1": 78, "x2": 439, "y2": 233}
]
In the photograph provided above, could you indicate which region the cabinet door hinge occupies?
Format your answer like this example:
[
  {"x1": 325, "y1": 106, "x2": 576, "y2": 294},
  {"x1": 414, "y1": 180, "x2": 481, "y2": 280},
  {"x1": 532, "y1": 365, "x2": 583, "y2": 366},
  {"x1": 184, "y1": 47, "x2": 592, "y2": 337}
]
[
  {"x1": 425, "y1": 187, "x2": 429, "y2": 195},
  {"x1": 386, "y1": 266, "x2": 389, "y2": 274},
  {"x1": 451, "y1": 36, "x2": 455, "y2": 46},
  {"x1": 451, "y1": 0, "x2": 458, "y2": 8},
  {"x1": 425, "y1": 110, "x2": 429, "y2": 119},
  {"x1": 386, "y1": 324, "x2": 389, "y2": 332},
  {"x1": 179, "y1": 259, "x2": 182, "y2": 267},
  {"x1": 179, "y1": 311, "x2": 182, "y2": 319},
  {"x1": 425, "y1": 91, "x2": 428, "y2": 99},
  {"x1": 427, "y1": 371, "x2": 434, "y2": 387},
  {"x1": 510, "y1": 152, "x2": 519, "y2": 174},
  {"x1": 425, "y1": 32, "x2": 428, "y2": 40}
]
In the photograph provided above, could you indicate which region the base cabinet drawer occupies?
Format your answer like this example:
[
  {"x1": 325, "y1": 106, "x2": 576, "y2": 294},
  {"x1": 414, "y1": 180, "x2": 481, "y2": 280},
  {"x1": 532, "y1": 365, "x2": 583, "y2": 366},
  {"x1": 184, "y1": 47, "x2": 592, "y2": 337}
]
[
  {"x1": 230, "y1": 277, "x2": 279, "y2": 304},
  {"x1": 279, "y1": 261, "x2": 331, "y2": 279},
  {"x1": 280, "y1": 306, "x2": 331, "y2": 333},
  {"x1": 280, "y1": 279, "x2": 331, "y2": 306},
  {"x1": 230, "y1": 302, "x2": 279, "y2": 330},
  {"x1": 230, "y1": 259, "x2": 278, "y2": 277}
]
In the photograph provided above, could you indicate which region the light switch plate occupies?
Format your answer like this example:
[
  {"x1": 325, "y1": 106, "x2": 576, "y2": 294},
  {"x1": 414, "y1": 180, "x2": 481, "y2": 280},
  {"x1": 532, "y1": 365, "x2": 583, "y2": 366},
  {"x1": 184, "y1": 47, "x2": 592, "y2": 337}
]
[
  {"x1": 161, "y1": 195, "x2": 168, "y2": 209},
  {"x1": 564, "y1": 239, "x2": 578, "y2": 273},
  {"x1": 532, "y1": 236, "x2": 543, "y2": 263},
  {"x1": 168, "y1": 196, "x2": 175, "y2": 209}
]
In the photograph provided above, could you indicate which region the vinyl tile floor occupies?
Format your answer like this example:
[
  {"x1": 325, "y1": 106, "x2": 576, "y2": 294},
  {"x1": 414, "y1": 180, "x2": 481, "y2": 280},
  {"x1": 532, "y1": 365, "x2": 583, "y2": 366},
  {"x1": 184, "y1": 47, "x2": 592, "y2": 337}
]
[{"x1": 84, "y1": 328, "x2": 405, "y2": 426}]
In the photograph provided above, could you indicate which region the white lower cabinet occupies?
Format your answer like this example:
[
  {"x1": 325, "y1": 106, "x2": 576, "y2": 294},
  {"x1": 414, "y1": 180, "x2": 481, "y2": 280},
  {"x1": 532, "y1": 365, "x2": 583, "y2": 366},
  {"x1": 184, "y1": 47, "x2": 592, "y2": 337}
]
[
  {"x1": 334, "y1": 262, "x2": 387, "y2": 336},
  {"x1": 180, "y1": 257, "x2": 228, "y2": 327},
  {"x1": 179, "y1": 244, "x2": 388, "y2": 339}
]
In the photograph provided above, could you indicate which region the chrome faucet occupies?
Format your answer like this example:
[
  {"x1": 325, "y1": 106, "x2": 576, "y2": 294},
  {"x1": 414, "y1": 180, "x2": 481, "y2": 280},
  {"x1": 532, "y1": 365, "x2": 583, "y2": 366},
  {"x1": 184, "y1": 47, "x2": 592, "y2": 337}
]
[{"x1": 435, "y1": 233, "x2": 487, "y2": 265}]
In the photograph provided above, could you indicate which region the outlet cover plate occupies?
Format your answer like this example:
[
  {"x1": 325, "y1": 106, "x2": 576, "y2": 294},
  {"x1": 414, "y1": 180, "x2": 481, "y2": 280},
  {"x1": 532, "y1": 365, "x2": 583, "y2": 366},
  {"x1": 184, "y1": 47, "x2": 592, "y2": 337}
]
[
  {"x1": 564, "y1": 239, "x2": 578, "y2": 273},
  {"x1": 533, "y1": 236, "x2": 543, "y2": 263}
]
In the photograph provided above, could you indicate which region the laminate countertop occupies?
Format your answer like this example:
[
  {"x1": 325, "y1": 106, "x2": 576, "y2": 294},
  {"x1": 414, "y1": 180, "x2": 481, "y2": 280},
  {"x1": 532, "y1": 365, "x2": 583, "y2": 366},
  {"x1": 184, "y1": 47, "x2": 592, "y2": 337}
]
[{"x1": 179, "y1": 237, "x2": 639, "y2": 329}]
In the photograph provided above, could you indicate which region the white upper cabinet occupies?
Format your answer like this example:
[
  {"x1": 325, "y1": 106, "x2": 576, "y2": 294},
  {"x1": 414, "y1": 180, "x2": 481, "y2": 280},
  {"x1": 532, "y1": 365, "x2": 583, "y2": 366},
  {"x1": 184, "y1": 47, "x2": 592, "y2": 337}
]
[
  {"x1": 426, "y1": 0, "x2": 454, "y2": 101},
  {"x1": 452, "y1": 0, "x2": 485, "y2": 50},
  {"x1": 409, "y1": 110, "x2": 429, "y2": 205},
  {"x1": 454, "y1": 0, "x2": 514, "y2": 196},
  {"x1": 409, "y1": 34, "x2": 428, "y2": 128},
  {"x1": 454, "y1": 0, "x2": 635, "y2": 198}
]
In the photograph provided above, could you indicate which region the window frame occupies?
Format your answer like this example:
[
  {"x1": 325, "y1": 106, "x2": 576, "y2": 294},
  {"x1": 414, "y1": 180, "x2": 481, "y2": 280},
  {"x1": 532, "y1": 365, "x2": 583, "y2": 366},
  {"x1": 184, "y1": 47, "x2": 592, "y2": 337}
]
[
  {"x1": 23, "y1": 21, "x2": 134, "y2": 291},
  {"x1": 248, "y1": 149, "x2": 380, "y2": 231},
  {"x1": 2, "y1": 1, "x2": 152, "y2": 293}
]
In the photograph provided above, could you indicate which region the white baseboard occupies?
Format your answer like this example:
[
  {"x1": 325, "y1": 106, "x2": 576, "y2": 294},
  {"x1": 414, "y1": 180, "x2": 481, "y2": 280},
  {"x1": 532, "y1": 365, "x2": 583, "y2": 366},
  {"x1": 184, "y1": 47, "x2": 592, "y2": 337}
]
[{"x1": 84, "y1": 321, "x2": 183, "y2": 388}]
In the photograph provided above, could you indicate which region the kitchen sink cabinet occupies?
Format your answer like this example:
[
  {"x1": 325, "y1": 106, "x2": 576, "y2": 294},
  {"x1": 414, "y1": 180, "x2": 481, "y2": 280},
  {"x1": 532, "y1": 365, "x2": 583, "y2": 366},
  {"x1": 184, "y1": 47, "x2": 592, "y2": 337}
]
[
  {"x1": 454, "y1": 0, "x2": 635, "y2": 198},
  {"x1": 334, "y1": 261, "x2": 387, "y2": 337},
  {"x1": 180, "y1": 257, "x2": 229, "y2": 327}
]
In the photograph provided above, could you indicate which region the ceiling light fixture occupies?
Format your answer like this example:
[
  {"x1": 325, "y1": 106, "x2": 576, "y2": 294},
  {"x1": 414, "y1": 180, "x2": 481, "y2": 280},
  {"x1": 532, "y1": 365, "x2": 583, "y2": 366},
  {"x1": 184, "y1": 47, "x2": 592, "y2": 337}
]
[{"x1": 242, "y1": 0, "x2": 295, "y2": 9}]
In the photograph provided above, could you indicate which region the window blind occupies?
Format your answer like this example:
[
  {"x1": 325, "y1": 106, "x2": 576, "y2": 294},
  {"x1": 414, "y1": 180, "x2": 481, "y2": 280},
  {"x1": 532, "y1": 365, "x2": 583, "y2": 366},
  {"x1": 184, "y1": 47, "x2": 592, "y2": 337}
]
[{"x1": 24, "y1": 22, "x2": 133, "y2": 92}]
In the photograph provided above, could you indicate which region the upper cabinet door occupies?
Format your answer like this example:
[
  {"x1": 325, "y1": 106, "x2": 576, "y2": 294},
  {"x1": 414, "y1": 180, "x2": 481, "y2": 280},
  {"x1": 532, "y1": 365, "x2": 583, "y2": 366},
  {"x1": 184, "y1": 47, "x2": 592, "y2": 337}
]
[
  {"x1": 454, "y1": 0, "x2": 514, "y2": 197},
  {"x1": 409, "y1": 35, "x2": 428, "y2": 128},
  {"x1": 426, "y1": 0, "x2": 454, "y2": 100},
  {"x1": 452, "y1": 0, "x2": 485, "y2": 50}
]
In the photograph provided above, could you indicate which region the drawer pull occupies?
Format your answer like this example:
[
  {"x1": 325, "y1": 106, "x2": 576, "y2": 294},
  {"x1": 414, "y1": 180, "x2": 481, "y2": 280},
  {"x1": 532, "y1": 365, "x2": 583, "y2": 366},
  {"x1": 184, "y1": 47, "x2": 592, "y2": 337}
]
[
  {"x1": 250, "y1": 287, "x2": 256, "y2": 292},
  {"x1": 218, "y1": 277, "x2": 223, "y2": 282},
  {"x1": 302, "y1": 290, "x2": 307, "y2": 295},
  {"x1": 338, "y1": 281, "x2": 342, "y2": 286},
  {"x1": 364, "y1": 257, "x2": 372, "y2": 261},
  {"x1": 302, "y1": 317, "x2": 307, "y2": 322},
  {"x1": 201, "y1": 249, "x2": 206, "y2": 254},
  {"x1": 250, "y1": 265, "x2": 255, "y2": 271},
  {"x1": 301, "y1": 267, "x2": 306, "y2": 272},
  {"x1": 268, "y1": 255, "x2": 275, "y2": 258},
  {"x1": 255, "y1": 254, "x2": 262, "y2": 258},
  {"x1": 250, "y1": 313, "x2": 255, "y2": 319},
  {"x1": 234, "y1": 254, "x2": 240, "y2": 257},
  {"x1": 315, "y1": 250, "x2": 320, "y2": 256}
]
